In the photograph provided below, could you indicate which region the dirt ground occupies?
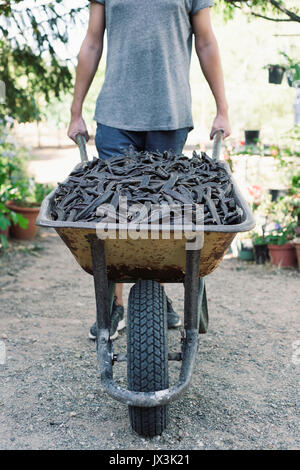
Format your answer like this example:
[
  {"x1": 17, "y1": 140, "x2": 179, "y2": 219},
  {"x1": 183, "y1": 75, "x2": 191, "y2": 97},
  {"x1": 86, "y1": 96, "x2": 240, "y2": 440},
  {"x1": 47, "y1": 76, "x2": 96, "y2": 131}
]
[{"x1": 0, "y1": 229, "x2": 299, "y2": 450}]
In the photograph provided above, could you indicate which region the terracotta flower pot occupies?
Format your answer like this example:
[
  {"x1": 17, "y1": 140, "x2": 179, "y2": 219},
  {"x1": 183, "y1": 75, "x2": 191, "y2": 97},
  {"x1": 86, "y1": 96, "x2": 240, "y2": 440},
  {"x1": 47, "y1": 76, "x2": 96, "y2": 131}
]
[
  {"x1": 6, "y1": 201, "x2": 40, "y2": 240},
  {"x1": 0, "y1": 225, "x2": 9, "y2": 239},
  {"x1": 293, "y1": 240, "x2": 300, "y2": 271},
  {"x1": 268, "y1": 243, "x2": 297, "y2": 268}
]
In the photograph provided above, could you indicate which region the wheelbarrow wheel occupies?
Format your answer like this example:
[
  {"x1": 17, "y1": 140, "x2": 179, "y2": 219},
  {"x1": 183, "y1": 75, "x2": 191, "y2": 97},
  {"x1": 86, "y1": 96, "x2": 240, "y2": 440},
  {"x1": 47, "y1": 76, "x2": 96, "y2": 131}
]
[{"x1": 127, "y1": 280, "x2": 169, "y2": 437}]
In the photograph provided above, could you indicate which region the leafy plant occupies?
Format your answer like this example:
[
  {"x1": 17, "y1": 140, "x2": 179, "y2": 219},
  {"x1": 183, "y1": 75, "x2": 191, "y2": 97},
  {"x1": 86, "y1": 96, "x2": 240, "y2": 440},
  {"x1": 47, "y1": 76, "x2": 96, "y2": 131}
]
[
  {"x1": 0, "y1": 201, "x2": 28, "y2": 250},
  {"x1": 0, "y1": 1, "x2": 87, "y2": 123},
  {"x1": 290, "y1": 171, "x2": 300, "y2": 196},
  {"x1": 280, "y1": 52, "x2": 300, "y2": 88},
  {"x1": 10, "y1": 178, "x2": 54, "y2": 208},
  {"x1": 251, "y1": 232, "x2": 267, "y2": 246},
  {"x1": 217, "y1": 1, "x2": 300, "y2": 24},
  {"x1": 0, "y1": 120, "x2": 52, "y2": 249},
  {"x1": 265, "y1": 222, "x2": 297, "y2": 246}
]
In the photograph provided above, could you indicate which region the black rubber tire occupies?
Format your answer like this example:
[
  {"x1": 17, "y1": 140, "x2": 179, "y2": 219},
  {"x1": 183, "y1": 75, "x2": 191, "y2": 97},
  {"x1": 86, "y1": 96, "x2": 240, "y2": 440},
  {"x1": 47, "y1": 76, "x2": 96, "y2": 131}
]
[{"x1": 127, "y1": 280, "x2": 169, "y2": 437}]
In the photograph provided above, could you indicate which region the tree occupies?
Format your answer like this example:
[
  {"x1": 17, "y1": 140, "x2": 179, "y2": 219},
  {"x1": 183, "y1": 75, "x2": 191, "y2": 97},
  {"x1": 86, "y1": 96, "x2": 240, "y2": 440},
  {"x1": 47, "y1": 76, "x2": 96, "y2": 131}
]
[
  {"x1": 217, "y1": 0, "x2": 300, "y2": 23},
  {"x1": 0, "y1": 0, "x2": 88, "y2": 122}
]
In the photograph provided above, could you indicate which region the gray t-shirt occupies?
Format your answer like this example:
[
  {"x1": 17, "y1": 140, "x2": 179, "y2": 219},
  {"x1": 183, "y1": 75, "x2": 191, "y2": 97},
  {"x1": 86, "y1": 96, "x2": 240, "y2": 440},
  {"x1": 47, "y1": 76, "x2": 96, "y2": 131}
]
[{"x1": 91, "y1": 0, "x2": 214, "y2": 131}]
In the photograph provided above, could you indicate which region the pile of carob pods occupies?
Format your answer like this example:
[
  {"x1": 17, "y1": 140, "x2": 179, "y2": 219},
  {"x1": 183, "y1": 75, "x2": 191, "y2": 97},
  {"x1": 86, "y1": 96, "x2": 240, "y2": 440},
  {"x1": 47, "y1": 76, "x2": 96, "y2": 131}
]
[{"x1": 51, "y1": 145, "x2": 243, "y2": 226}]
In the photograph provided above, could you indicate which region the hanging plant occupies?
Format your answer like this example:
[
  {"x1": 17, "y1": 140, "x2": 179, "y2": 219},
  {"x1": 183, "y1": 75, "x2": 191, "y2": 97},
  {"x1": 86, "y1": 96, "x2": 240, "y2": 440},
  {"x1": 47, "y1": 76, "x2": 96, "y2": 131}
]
[
  {"x1": 265, "y1": 64, "x2": 286, "y2": 85},
  {"x1": 280, "y1": 52, "x2": 300, "y2": 88}
]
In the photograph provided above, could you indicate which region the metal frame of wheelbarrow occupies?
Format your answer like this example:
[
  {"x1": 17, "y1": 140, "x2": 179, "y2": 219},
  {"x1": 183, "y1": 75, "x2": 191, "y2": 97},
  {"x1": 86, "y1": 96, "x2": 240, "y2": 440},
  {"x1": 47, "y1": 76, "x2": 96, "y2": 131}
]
[
  {"x1": 88, "y1": 233, "x2": 204, "y2": 407},
  {"x1": 36, "y1": 130, "x2": 255, "y2": 408},
  {"x1": 87, "y1": 130, "x2": 224, "y2": 406}
]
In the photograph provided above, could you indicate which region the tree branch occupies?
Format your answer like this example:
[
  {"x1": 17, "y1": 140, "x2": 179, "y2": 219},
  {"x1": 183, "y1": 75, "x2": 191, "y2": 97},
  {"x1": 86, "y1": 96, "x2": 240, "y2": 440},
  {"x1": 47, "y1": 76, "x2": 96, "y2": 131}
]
[
  {"x1": 225, "y1": 0, "x2": 300, "y2": 23},
  {"x1": 248, "y1": 11, "x2": 293, "y2": 22},
  {"x1": 269, "y1": 0, "x2": 300, "y2": 22}
]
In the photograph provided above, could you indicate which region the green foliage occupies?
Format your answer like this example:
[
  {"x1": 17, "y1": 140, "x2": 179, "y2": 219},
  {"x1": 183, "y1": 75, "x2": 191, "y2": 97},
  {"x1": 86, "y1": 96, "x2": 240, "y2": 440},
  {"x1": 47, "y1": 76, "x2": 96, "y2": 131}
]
[
  {"x1": 280, "y1": 52, "x2": 300, "y2": 87},
  {"x1": 0, "y1": 119, "x2": 54, "y2": 205},
  {"x1": 0, "y1": 201, "x2": 28, "y2": 230},
  {"x1": 0, "y1": 121, "x2": 28, "y2": 248},
  {"x1": 216, "y1": 1, "x2": 300, "y2": 23},
  {"x1": 264, "y1": 194, "x2": 298, "y2": 222},
  {"x1": 290, "y1": 170, "x2": 300, "y2": 195},
  {"x1": 250, "y1": 170, "x2": 300, "y2": 247},
  {"x1": 0, "y1": 120, "x2": 53, "y2": 249},
  {"x1": 225, "y1": 126, "x2": 300, "y2": 160},
  {"x1": 250, "y1": 232, "x2": 267, "y2": 245},
  {"x1": 264, "y1": 222, "x2": 297, "y2": 245},
  {"x1": 0, "y1": 200, "x2": 28, "y2": 250},
  {"x1": 0, "y1": 0, "x2": 88, "y2": 122},
  {"x1": 12, "y1": 178, "x2": 54, "y2": 207}
]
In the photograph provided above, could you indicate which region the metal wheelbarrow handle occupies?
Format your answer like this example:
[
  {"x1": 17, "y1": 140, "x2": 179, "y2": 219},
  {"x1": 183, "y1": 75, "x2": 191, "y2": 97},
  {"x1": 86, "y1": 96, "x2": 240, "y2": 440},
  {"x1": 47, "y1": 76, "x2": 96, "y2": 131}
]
[
  {"x1": 75, "y1": 134, "x2": 89, "y2": 163},
  {"x1": 211, "y1": 128, "x2": 224, "y2": 160}
]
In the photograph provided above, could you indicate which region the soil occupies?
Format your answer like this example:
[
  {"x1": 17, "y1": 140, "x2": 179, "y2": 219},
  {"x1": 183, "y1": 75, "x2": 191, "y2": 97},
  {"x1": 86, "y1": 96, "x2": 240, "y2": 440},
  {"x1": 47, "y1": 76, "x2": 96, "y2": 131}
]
[{"x1": 0, "y1": 229, "x2": 299, "y2": 450}]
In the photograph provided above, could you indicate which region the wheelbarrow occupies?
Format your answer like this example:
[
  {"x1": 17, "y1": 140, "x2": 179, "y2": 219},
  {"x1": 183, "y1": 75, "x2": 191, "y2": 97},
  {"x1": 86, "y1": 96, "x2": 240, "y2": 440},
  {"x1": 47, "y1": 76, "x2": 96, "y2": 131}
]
[{"x1": 36, "y1": 130, "x2": 255, "y2": 437}]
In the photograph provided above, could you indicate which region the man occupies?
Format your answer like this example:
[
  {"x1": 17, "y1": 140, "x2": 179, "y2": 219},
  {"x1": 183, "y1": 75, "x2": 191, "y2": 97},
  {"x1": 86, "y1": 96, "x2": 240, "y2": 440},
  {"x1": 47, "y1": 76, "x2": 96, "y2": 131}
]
[{"x1": 68, "y1": 0, "x2": 231, "y2": 340}]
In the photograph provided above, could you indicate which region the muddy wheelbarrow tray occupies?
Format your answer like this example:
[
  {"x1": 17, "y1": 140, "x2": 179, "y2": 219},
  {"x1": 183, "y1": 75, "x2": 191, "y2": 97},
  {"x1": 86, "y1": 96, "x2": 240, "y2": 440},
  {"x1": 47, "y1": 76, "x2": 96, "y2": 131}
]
[
  {"x1": 36, "y1": 157, "x2": 254, "y2": 436},
  {"x1": 36, "y1": 159, "x2": 254, "y2": 282}
]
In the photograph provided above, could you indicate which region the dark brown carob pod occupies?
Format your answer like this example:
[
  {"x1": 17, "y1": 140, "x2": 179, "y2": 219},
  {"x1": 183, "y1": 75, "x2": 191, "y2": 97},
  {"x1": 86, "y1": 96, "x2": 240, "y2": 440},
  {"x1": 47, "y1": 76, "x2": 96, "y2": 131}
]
[{"x1": 51, "y1": 146, "x2": 243, "y2": 226}]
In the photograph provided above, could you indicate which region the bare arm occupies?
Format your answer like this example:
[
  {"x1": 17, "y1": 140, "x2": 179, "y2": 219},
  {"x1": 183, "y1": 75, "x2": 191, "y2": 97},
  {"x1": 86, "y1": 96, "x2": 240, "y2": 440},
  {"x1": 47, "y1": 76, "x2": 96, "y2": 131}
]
[
  {"x1": 191, "y1": 8, "x2": 231, "y2": 139},
  {"x1": 68, "y1": 2, "x2": 105, "y2": 142}
]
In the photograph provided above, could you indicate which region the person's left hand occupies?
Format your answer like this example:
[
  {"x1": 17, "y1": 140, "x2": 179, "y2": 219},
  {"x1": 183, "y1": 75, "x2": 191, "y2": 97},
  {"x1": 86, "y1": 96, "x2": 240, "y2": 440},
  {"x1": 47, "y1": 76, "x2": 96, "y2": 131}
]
[{"x1": 210, "y1": 113, "x2": 231, "y2": 140}]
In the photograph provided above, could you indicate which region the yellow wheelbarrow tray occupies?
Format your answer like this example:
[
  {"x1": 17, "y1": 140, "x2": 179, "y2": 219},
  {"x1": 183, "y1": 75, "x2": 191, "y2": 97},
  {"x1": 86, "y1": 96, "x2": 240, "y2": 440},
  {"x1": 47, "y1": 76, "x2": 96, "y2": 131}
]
[{"x1": 36, "y1": 162, "x2": 254, "y2": 282}]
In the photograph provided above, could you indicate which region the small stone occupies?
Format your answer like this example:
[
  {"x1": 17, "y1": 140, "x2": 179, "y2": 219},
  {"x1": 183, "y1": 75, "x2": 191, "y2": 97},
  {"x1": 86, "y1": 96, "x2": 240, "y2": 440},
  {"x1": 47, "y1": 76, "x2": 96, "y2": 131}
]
[
  {"x1": 1, "y1": 334, "x2": 7, "y2": 340},
  {"x1": 70, "y1": 412, "x2": 77, "y2": 417}
]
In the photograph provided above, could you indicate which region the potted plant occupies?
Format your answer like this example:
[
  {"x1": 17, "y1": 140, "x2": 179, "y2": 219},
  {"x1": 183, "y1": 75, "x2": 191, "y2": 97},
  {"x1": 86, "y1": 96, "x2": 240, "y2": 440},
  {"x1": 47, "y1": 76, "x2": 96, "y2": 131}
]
[
  {"x1": 0, "y1": 202, "x2": 28, "y2": 249},
  {"x1": 0, "y1": 137, "x2": 29, "y2": 248},
  {"x1": 6, "y1": 178, "x2": 54, "y2": 240},
  {"x1": 280, "y1": 52, "x2": 300, "y2": 88},
  {"x1": 251, "y1": 232, "x2": 270, "y2": 265},
  {"x1": 237, "y1": 234, "x2": 254, "y2": 261},
  {"x1": 257, "y1": 188, "x2": 299, "y2": 268},
  {"x1": 289, "y1": 190, "x2": 300, "y2": 271},
  {"x1": 266, "y1": 223, "x2": 297, "y2": 268},
  {"x1": 243, "y1": 102, "x2": 262, "y2": 147},
  {"x1": 293, "y1": 235, "x2": 300, "y2": 270},
  {"x1": 269, "y1": 189, "x2": 289, "y2": 202},
  {"x1": 293, "y1": 236, "x2": 300, "y2": 271},
  {"x1": 244, "y1": 130, "x2": 260, "y2": 146},
  {"x1": 265, "y1": 64, "x2": 286, "y2": 85}
]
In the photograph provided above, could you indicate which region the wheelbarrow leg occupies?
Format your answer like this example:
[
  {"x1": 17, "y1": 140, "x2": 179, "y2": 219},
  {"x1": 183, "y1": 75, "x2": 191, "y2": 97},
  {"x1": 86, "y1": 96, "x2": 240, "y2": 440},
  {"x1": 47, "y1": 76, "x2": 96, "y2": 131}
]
[
  {"x1": 184, "y1": 248, "x2": 202, "y2": 330},
  {"x1": 88, "y1": 235, "x2": 115, "y2": 333}
]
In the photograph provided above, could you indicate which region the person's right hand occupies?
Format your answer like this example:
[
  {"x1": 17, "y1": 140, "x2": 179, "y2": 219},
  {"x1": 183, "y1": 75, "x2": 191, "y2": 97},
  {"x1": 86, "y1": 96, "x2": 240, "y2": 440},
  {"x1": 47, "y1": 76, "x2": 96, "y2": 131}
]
[{"x1": 67, "y1": 115, "x2": 90, "y2": 144}]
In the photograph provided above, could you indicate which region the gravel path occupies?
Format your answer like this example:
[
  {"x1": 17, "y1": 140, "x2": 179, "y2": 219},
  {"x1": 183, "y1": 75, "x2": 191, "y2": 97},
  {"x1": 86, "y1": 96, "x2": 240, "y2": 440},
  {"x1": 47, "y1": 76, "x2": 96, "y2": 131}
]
[{"x1": 0, "y1": 229, "x2": 299, "y2": 450}]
